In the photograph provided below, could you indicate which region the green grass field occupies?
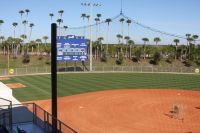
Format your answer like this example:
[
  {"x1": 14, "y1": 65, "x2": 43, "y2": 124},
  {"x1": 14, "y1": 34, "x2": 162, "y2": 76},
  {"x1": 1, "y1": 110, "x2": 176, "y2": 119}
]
[{"x1": 1, "y1": 73, "x2": 200, "y2": 101}]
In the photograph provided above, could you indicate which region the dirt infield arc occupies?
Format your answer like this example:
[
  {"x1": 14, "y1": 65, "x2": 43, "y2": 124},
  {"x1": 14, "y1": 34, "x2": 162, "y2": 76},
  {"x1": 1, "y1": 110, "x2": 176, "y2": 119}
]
[{"x1": 32, "y1": 89, "x2": 200, "y2": 133}]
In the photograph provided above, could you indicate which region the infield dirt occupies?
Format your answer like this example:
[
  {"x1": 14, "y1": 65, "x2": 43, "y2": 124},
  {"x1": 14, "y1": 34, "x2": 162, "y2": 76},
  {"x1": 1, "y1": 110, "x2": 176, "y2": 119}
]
[{"x1": 30, "y1": 89, "x2": 200, "y2": 133}]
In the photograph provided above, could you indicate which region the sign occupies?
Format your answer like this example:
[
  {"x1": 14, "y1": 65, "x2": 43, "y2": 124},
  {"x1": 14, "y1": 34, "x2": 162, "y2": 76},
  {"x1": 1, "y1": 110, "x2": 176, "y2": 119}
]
[
  {"x1": 195, "y1": 68, "x2": 199, "y2": 74},
  {"x1": 57, "y1": 35, "x2": 88, "y2": 61},
  {"x1": 9, "y1": 69, "x2": 14, "y2": 74}
]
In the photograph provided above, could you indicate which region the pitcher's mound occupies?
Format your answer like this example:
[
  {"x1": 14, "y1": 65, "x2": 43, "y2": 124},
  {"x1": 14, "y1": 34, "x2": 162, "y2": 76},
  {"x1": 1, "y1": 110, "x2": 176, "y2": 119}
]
[{"x1": 6, "y1": 83, "x2": 26, "y2": 89}]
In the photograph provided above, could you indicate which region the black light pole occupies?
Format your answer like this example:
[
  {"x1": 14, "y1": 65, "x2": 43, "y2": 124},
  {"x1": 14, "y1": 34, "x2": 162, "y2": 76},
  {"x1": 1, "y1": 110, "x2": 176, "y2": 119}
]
[{"x1": 51, "y1": 23, "x2": 57, "y2": 133}]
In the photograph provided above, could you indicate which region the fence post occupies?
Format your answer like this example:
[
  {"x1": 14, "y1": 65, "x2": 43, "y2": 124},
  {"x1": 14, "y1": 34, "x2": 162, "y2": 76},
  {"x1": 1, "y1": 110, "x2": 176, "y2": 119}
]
[
  {"x1": 59, "y1": 121, "x2": 62, "y2": 133},
  {"x1": 26, "y1": 67, "x2": 28, "y2": 74},
  {"x1": 9, "y1": 101, "x2": 12, "y2": 133},
  {"x1": 15, "y1": 68, "x2": 18, "y2": 75}
]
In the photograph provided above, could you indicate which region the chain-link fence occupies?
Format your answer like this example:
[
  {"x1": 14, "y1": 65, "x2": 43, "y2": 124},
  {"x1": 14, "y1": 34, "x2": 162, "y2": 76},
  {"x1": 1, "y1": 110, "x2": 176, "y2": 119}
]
[{"x1": 0, "y1": 66, "x2": 197, "y2": 76}]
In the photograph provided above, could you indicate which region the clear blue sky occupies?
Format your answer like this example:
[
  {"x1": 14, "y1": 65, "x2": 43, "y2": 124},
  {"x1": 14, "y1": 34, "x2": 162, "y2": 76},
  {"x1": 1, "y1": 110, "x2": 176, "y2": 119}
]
[{"x1": 0, "y1": 0, "x2": 200, "y2": 44}]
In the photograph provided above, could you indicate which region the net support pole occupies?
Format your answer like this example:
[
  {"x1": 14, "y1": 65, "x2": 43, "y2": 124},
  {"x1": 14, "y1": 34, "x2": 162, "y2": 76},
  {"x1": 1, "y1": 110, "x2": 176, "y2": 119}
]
[{"x1": 51, "y1": 23, "x2": 57, "y2": 133}]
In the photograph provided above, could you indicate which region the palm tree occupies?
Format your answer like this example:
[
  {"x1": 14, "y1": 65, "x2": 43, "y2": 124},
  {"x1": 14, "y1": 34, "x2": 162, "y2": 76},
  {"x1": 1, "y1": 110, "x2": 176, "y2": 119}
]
[
  {"x1": 63, "y1": 25, "x2": 68, "y2": 35},
  {"x1": 128, "y1": 39, "x2": 134, "y2": 59},
  {"x1": 0, "y1": 20, "x2": 4, "y2": 37},
  {"x1": 0, "y1": 20, "x2": 4, "y2": 26},
  {"x1": 119, "y1": 18, "x2": 125, "y2": 44},
  {"x1": 154, "y1": 37, "x2": 161, "y2": 46},
  {"x1": 192, "y1": 35, "x2": 199, "y2": 44},
  {"x1": 124, "y1": 36, "x2": 130, "y2": 58},
  {"x1": 19, "y1": 10, "x2": 24, "y2": 20},
  {"x1": 86, "y1": 15, "x2": 90, "y2": 39},
  {"x1": 20, "y1": 34, "x2": 27, "y2": 55},
  {"x1": 12, "y1": 22, "x2": 18, "y2": 56},
  {"x1": 126, "y1": 19, "x2": 131, "y2": 37},
  {"x1": 142, "y1": 38, "x2": 149, "y2": 59},
  {"x1": 96, "y1": 13, "x2": 102, "y2": 37},
  {"x1": 25, "y1": 9, "x2": 30, "y2": 20},
  {"x1": 105, "y1": 18, "x2": 112, "y2": 55},
  {"x1": 49, "y1": 13, "x2": 54, "y2": 21},
  {"x1": 96, "y1": 14, "x2": 102, "y2": 19},
  {"x1": 187, "y1": 37, "x2": 194, "y2": 59},
  {"x1": 22, "y1": 20, "x2": 28, "y2": 37},
  {"x1": 97, "y1": 37, "x2": 104, "y2": 57},
  {"x1": 173, "y1": 39, "x2": 180, "y2": 60},
  {"x1": 116, "y1": 34, "x2": 123, "y2": 56},
  {"x1": 94, "y1": 18, "x2": 100, "y2": 40},
  {"x1": 81, "y1": 13, "x2": 86, "y2": 20},
  {"x1": 0, "y1": 36, "x2": 4, "y2": 43},
  {"x1": 12, "y1": 22, "x2": 18, "y2": 38},
  {"x1": 36, "y1": 39, "x2": 42, "y2": 55},
  {"x1": 43, "y1": 36, "x2": 48, "y2": 47},
  {"x1": 58, "y1": 10, "x2": 64, "y2": 19},
  {"x1": 57, "y1": 19, "x2": 63, "y2": 36},
  {"x1": 81, "y1": 13, "x2": 86, "y2": 37},
  {"x1": 0, "y1": 36, "x2": 5, "y2": 54},
  {"x1": 116, "y1": 34, "x2": 123, "y2": 44},
  {"x1": 185, "y1": 34, "x2": 191, "y2": 59},
  {"x1": 29, "y1": 23, "x2": 34, "y2": 41}
]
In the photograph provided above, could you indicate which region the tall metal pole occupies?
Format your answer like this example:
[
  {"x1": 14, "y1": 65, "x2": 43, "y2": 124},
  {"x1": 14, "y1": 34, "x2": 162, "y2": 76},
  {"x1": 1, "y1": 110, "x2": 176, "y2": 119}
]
[
  {"x1": 81, "y1": 3, "x2": 101, "y2": 71},
  {"x1": 89, "y1": 4, "x2": 93, "y2": 71},
  {"x1": 51, "y1": 23, "x2": 57, "y2": 133}
]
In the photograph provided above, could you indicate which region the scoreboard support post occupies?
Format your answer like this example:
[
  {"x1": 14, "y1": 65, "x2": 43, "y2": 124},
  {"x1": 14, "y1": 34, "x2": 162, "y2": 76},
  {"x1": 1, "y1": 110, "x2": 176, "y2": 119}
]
[{"x1": 51, "y1": 23, "x2": 57, "y2": 133}]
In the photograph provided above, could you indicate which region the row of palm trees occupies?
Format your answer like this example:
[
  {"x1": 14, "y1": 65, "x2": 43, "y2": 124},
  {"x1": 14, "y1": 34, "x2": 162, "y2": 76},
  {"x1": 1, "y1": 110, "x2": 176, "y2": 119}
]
[
  {"x1": 1, "y1": 33, "x2": 200, "y2": 66},
  {"x1": 0, "y1": 9, "x2": 199, "y2": 66}
]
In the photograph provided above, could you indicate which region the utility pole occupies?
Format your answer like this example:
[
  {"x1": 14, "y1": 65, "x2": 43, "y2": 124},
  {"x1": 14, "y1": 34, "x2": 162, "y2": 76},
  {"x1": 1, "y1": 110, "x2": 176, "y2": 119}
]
[{"x1": 81, "y1": 2, "x2": 101, "y2": 71}]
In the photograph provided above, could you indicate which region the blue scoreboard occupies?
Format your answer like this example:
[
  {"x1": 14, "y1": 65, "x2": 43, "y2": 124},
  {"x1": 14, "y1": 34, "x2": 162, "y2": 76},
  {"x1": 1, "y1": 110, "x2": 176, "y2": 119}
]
[{"x1": 57, "y1": 35, "x2": 88, "y2": 61}]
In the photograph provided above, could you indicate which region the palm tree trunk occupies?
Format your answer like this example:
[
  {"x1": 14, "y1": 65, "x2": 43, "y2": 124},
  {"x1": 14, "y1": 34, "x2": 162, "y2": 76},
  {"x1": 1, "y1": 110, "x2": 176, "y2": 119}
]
[
  {"x1": 106, "y1": 25, "x2": 109, "y2": 56},
  {"x1": 37, "y1": 43, "x2": 40, "y2": 56},
  {"x1": 129, "y1": 45, "x2": 132, "y2": 59}
]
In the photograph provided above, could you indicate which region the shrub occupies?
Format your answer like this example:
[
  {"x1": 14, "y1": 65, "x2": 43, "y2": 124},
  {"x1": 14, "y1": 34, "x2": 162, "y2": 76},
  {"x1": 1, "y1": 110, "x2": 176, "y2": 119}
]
[
  {"x1": 134, "y1": 49, "x2": 141, "y2": 62},
  {"x1": 150, "y1": 51, "x2": 161, "y2": 65},
  {"x1": 38, "y1": 56, "x2": 43, "y2": 60},
  {"x1": 116, "y1": 52, "x2": 123, "y2": 65},
  {"x1": 22, "y1": 55, "x2": 30, "y2": 64},
  {"x1": 45, "y1": 57, "x2": 51, "y2": 65},
  {"x1": 101, "y1": 51, "x2": 107, "y2": 62}
]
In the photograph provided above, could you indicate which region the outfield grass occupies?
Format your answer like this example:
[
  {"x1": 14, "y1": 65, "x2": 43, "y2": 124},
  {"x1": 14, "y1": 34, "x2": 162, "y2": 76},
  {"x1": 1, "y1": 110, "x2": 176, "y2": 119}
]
[{"x1": 1, "y1": 73, "x2": 200, "y2": 101}]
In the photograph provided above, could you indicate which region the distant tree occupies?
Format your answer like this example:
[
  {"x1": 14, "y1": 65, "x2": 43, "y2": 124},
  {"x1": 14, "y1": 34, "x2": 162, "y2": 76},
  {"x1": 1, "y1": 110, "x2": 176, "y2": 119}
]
[
  {"x1": 128, "y1": 39, "x2": 134, "y2": 59},
  {"x1": 105, "y1": 18, "x2": 112, "y2": 55},
  {"x1": 49, "y1": 13, "x2": 54, "y2": 21},
  {"x1": 57, "y1": 19, "x2": 63, "y2": 35},
  {"x1": 63, "y1": 25, "x2": 68, "y2": 35},
  {"x1": 192, "y1": 35, "x2": 199, "y2": 45},
  {"x1": 119, "y1": 18, "x2": 125, "y2": 44},
  {"x1": 154, "y1": 37, "x2": 161, "y2": 46},
  {"x1": 81, "y1": 13, "x2": 86, "y2": 36},
  {"x1": 19, "y1": 10, "x2": 24, "y2": 20},
  {"x1": 151, "y1": 51, "x2": 161, "y2": 65},
  {"x1": 58, "y1": 10, "x2": 64, "y2": 19},
  {"x1": 142, "y1": 37, "x2": 149, "y2": 59},
  {"x1": 126, "y1": 19, "x2": 131, "y2": 37},
  {"x1": 25, "y1": 9, "x2": 30, "y2": 20},
  {"x1": 43, "y1": 36, "x2": 48, "y2": 48},
  {"x1": 173, "y1": 39, "x2": 180, "y2": 60},
  {"x1": 124, "y1": 36, "x2": 130, "y2": 58},
  {"x1": 36, "y1": 38, "x2": 42, "y2": 55}
]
